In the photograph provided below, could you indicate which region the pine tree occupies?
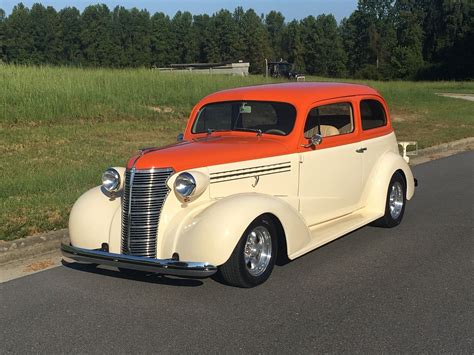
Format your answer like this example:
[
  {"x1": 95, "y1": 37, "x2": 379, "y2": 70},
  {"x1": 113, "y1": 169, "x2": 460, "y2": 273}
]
[
  {"x1": 150, "y1": 12, "x2": 172, "y2": 66},
  {"x1": 316, "y1": 15, "x2": 347, "y2": 77},
  {"x1": 391, "y1": 0, "x2": 424, "y2": 78},
  {"x1": 193, "y1": 14, "x2": 213, "y2": 63},
  {"x1": 3, "y1": 3, "x2": 34, "y2": 64},
  {"x1": 265, "y1": 11, "x2": 286, "y2": 60},
  {"x1": 80, "y1": 4, "x2": 117, "y2": 67},
  {"x1": 239, "y1": 9, "x2": 271, "y2": 73},
  {"x1": 58, "y1": 7, "x2": 82, "y2": 65},
  {"x1": 28, "y1": 4, "x2": 61, "y2": 64},
  {"x1": 0, "y1": 8, "x2": 6, "y2": 62},
  {"x1": 170, "y1": 11, "x2": 196, "y2": 64},
  {"x1": 282, "y1": 20, "x2": 305, "y2": 73},
  {"x1": 211, "y1": 9, "x2": 243, "y2": 62}
]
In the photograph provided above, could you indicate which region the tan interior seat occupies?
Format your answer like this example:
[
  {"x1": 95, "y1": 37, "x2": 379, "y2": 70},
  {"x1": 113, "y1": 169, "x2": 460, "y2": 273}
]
[
  {"x1": 305, "y1": 124, "x2": 340, "y2": 138},
  {"x1": 338, "y1": 123, "x2": 353, "y2": 134}
]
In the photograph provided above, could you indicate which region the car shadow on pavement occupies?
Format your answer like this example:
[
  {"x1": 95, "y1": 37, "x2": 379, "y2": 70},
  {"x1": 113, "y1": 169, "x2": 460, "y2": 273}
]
[{"x1": 61, "y1": 259, "x2": 204, "y2": 287}]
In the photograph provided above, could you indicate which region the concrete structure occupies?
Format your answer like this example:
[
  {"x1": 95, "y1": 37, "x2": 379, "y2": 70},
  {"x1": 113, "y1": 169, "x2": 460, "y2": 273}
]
[{"x1": 158, "y1": 62, "x2": 250, "y2": 76}]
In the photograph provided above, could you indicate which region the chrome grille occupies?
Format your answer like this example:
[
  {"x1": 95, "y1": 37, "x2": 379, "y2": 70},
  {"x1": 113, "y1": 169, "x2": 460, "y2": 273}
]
[{"x1": 121, "y1": 168, "x2": 173, "y2": 258}]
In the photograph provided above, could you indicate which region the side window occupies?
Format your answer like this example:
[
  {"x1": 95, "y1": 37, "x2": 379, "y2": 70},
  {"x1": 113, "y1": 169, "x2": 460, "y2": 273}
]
[
  {"x1": 304, "y1": 102, "x2": 353, "y2": 138},
  {"x1": 360, "y1": 99, "x2": 387, "y2": 130}
]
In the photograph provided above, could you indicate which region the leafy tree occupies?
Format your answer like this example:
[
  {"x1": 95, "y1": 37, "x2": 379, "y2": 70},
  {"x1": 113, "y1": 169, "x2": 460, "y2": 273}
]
[
  {"x1": 3, "y1": 3, "x2": 35, "y2": 64},
  {"x1": 112, "y1": 7, "x2": 151, "y2": 67},
  {"x1": 150, "y1": 12, "x2": 172, "y2": 66},
  {"x1": 0, "y1": 8, "x2": 6, "y2": 62},
  {"x1": 418, "y1": 0, "x2": 473, "y2": 79},
  {"x1": 265, "y1": 11, "x2": 286, "y2": 60},
  {"x1": 28, "y1": 4, "x2": 61, "y2": 64},
  {"x1": 282, "y1": 20, "x2": 305, "y2": 73},
  {"x1": 193, "y1": 14, "x2": 213, "y2": 63},
  {"x1": 316, "y1": 15, "x2": 347, "y2": 77},
  {"x1": 341, "y1": 0, "x2": 397, "y2": 79},
  {"x1": 170, "y1": 11, "x2": 196, "y2": 64},
  {"x1": 239, "y1": 9, "x2": 271, "y2": 73},
  {"x1": 58, "y1": 7, "x2": 82, "y2": 65},
  {"x1": 80, "y1": 4, "x2": 117, "y2": 67},
  {"x1": 1, "y1": 1, "x2": 472, "y2": 80},
  {"x1": 391, "y1": 0, "x2": 424, "y2": 78},
  {"x1": 211, "y1": 9, "x2": 243, "y2": 62}
]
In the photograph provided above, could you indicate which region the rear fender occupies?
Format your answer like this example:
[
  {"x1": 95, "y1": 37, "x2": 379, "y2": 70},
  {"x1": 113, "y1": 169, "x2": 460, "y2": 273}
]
[{"x1": 364, "y1": 151, "x2": 415, "y2": 214}]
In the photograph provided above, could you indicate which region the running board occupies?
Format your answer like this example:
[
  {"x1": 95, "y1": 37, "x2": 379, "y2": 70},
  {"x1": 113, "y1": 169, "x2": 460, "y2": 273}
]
[{"x1": 289, "y1": 210, "x2": 382, "y2": 260}]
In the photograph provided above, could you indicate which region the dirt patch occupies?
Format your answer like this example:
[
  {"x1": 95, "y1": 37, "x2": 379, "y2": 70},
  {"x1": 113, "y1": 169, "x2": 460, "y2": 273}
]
[
  {"x1": 23, "y1": 259, "x2": 55, "y2": 272},
  {"x1": 436, "y1": 93, "x2": 474, "y2": 102},
  {"x1": 147, "y1": 105, "x2": 174, "y2": 113},
  {"x1": 391, "y1": 112, "x2": 421, "y2": 122}
]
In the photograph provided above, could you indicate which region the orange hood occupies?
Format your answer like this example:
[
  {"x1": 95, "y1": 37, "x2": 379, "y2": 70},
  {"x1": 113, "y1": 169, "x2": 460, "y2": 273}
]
[{"x1": 128, "y1": 135, "x2": 292, "y2": 172}]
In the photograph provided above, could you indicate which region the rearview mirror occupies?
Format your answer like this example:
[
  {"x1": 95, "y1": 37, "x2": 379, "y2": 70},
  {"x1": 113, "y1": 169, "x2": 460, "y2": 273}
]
[
  {"x1": 302, "y1": 134, "x2": 323, "y2": 148},
  {"x1": 177, "y1": 133, "x2": 184, "y2": 142}
]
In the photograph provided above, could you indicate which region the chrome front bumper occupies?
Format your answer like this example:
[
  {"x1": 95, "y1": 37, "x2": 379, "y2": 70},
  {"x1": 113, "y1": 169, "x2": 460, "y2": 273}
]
[{"x1": 61, "y1": 243, "x2": 217, "y2": 278}]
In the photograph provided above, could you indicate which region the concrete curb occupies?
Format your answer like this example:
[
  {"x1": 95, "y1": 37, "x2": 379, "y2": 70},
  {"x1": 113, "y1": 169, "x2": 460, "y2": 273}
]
[
  {"x1": 410, "y1": 137, "x2": 474, "y2": 165},
  {"x1": 0, "y1": 229, "x2": 69, "y2": 265},
  {"x1": 1, "y1": 137, "x2": 472, "y2": 265}
]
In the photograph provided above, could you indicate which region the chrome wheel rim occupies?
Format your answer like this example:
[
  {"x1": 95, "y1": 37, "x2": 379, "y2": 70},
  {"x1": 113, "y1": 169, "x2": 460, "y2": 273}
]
[
  {"x1": 389, "y1": 181, "x2": 404, "y2": 219},
  {"x1": 244, "y1": 226, "x2": 272, "y2": 277}
]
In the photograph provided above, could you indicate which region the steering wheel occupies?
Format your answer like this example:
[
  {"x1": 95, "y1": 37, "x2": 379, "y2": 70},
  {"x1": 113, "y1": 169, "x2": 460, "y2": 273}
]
[{"x1": 264, "y1": 129, "x2": 286, "y2": 136}]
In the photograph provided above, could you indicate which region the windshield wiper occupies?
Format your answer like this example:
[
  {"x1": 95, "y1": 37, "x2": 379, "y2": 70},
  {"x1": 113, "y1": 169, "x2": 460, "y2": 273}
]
[{"x1": 232, "y1": 128, "x2": 263, "y2": 136}]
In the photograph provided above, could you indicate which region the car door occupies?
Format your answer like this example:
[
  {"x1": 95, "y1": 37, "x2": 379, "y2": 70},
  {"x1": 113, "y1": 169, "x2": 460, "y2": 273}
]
[
  {"x1": 357, "y1": 96, "x2": 394, "y2": 187},
  {"x1": 298, "y1": 99, "x2": 363, "y2": 227}
]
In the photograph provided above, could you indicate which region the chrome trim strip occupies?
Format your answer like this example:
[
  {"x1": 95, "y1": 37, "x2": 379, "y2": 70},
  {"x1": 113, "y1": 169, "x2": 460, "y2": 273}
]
[
  {"x1": 210, "y1": 169, "x2": 291, "y2": 184},
  {"x1": 61, "y1": 243, "x2": 217, "y2": 278},
  {"x1": 210, "y1": 161, "x2": 291, "y2": 177},
  {"x1": 210, "y1": 165, "x2": 291, "y2": 181}
]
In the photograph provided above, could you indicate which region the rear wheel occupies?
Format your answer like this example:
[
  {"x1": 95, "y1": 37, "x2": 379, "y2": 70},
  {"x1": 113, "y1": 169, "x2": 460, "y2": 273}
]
[
  {"x1": 219, "y1": 216, "x2": 277, "y2": 288},
  {"x1": 373, "y1": 172, "x2": 406, "y2": 228}
]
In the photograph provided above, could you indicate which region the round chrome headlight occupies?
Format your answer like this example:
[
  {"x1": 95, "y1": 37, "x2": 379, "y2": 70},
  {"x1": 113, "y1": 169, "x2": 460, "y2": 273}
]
[
  {"x1": 102, "y1": 168, "x2": 121, "y2": 193},
  {"x1": 174, "y1": 172, "x2": 196, "y2": 199}
]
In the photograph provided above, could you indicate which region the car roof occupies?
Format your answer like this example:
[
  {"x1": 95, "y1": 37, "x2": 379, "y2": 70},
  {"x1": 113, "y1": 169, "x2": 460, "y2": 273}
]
[{"x1": 199, "y1": 82, "x2": 381, "y2": 107}]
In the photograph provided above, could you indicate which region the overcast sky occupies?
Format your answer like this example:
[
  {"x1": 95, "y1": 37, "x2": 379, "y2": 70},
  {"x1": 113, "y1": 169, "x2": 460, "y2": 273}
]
[{"x1": 2, "y1": 0, "x2": 359, "y2": 21}]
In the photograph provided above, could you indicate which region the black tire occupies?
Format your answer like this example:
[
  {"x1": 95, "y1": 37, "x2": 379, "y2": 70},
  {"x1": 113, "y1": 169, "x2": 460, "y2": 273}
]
[
  {"x1": 218, "y1": 216, "x2": 278, "y2": 288},
  {"x1": 373, "y1": 171, "x2": 406, "y2": 228}
]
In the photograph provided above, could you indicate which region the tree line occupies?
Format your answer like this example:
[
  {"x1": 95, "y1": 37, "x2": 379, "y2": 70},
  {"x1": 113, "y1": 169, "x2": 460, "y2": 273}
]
[{"x1": 0, "y1": 0, "x2": 472, "y2": 80}]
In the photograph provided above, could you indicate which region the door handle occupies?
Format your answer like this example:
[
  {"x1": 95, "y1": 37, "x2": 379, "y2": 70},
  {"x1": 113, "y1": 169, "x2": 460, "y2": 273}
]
[{"x1": 356, "y1": 147, "x2": 367, "y2": 153}]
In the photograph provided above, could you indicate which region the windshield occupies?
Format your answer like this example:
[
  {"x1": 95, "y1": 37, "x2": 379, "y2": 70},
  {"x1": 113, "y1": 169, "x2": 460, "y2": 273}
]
[{"x1": 192, "y1": 101, "x2": 297, "y2": 136}]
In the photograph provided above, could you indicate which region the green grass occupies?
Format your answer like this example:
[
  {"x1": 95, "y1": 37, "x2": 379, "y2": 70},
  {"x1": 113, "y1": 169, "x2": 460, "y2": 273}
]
[{"x1": 1, "y1": 65, "x2": 473, "y2": 241}]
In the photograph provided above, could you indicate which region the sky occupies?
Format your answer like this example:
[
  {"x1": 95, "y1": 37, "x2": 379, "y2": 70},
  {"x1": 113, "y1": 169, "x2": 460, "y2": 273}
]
[{"x1": 2, "y1": 0, "x2": 359, "y2": 21}]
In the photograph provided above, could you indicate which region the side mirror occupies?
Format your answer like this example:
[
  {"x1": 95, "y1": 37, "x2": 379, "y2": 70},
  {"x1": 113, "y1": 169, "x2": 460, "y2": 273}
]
[
  {"x1": 302, "y1": 134, "x2": 323, "y2": 148},
  {"x1": 177, "y1": 133, "x2": 184, "y2": 142}
]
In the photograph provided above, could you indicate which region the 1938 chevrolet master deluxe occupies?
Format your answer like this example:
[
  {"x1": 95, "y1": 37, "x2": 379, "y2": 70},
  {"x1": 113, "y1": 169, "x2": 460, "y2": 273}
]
[{"x1": 62, "y1": 82, "x2": 416, "y2": 287}]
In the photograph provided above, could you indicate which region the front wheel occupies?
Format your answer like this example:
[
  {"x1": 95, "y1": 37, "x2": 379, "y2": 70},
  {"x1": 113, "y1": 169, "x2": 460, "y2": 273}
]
[
  {"x1": 373, "y1": 171, "x2": 406, "y2": 228},
  {"x1": 218, "y1": 216, "x2": 278, "y2": 288}
]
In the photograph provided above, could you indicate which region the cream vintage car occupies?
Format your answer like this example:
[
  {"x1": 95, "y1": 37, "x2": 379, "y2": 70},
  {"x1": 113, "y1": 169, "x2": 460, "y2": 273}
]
[{"x1": 61, "y1": 82, "x2": 417, "y2": 287}]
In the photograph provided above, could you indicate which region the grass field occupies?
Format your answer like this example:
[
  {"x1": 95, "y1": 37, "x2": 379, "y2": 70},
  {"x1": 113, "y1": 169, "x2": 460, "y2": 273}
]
[{"x1": 1, "y1": 65, "x2": 473, "y2": 241}]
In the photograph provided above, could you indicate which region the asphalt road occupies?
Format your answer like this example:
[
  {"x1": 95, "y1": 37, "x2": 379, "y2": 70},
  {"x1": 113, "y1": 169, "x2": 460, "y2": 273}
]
[{"x1": 1, "y1": 151, "x2": 473, "y2": 353}]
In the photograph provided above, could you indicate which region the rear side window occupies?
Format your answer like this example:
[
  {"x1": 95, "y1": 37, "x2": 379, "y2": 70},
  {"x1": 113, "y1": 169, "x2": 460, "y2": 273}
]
[
  {"x1": 304, "y1": 102, "x2": 353, "y2": 138},
  {"x1": 360, "y1": 100, "x2": 387, "y2": 130}
]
